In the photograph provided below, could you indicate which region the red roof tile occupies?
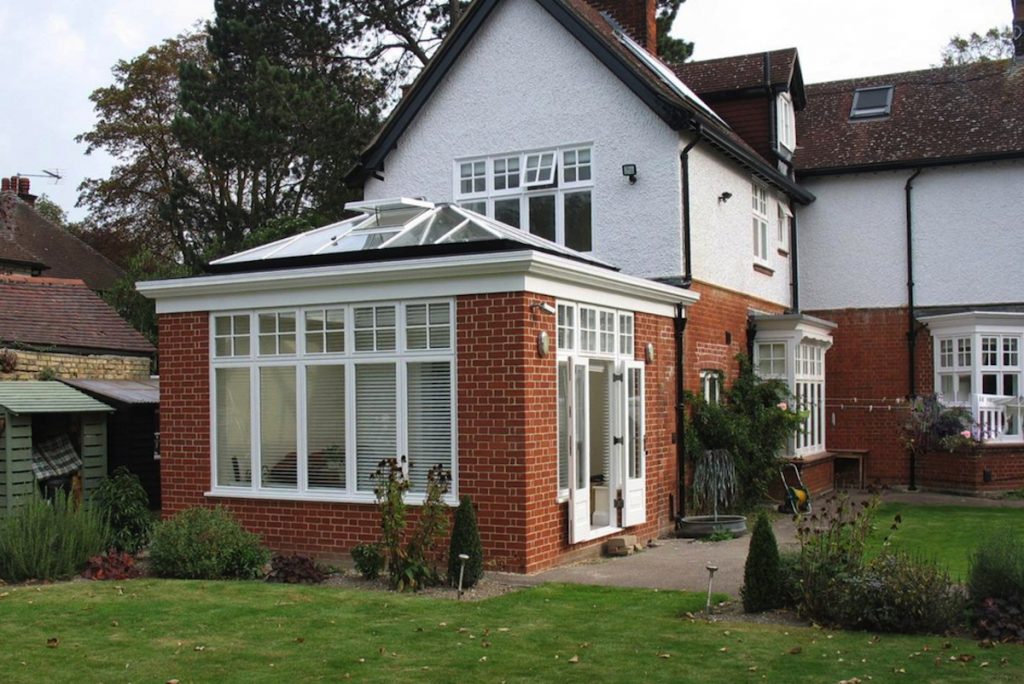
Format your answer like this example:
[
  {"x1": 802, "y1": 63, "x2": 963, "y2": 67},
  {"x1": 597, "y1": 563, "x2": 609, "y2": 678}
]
[
  {"x1": 795, "y1": 61, "x2": 1024, "y2": 173},
  {"x1": 672, "y1": 48, "x2": 800, "y2": 97},
  {"x1": 0, "y1": 192, "x2": 124, "y2": 290},
  {"x1": 0, "y1": 274, "x2": 154, "y2": 355}
]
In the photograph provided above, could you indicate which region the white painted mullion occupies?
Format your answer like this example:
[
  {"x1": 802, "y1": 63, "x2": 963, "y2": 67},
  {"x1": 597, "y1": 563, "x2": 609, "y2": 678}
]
[{"x1": 296, "y1": 363, "x2": 308, "y2": 494}]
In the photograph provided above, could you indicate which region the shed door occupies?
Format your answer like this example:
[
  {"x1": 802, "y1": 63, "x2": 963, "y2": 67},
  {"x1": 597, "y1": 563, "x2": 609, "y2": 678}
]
[
  {"x1": 620, "y1": 361, "x2": 646, "y2": 527},
  {"x1": 567, "y1": 359, "x2": 590, "y2": 544}
]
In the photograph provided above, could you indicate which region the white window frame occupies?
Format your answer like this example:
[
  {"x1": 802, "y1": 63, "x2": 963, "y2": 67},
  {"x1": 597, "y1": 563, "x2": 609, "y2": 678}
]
[
  {"x1": 752, "y1": 181, "x2": 770, "y2": 264},
  {"x1": 700, "y1": 369, "x2": 724, "y2": 405},
  {"x1": 754, "y1": 335, "x2": 831, "y2": 457},
  {"x1": 209, "y1": 299, "x2": 458, "y2": 504},
  {"x1": 777, "y1": 202, "x2": 792, "y2": 253},
  {"x1": 928, "y1": 314, "x2": 1024, "y2": 443},
  {"x1": 777, "y1": 92, "x2": 796, "y2": 152},
  {"x1": 453, "y1": 144, "x2": 594, "y2": 251}
]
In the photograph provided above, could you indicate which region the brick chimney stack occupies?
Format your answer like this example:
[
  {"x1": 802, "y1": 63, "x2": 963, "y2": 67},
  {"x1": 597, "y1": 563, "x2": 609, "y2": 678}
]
[
  {"x1": 1014, "y1": 0, "x2": 1024, "y2": 61},
  {"x1": 590, "y1": 0, "x2": 658, "y2": 56},
  {"x1": 2, "y1": 175, "x2": 36, "y2": 207}
]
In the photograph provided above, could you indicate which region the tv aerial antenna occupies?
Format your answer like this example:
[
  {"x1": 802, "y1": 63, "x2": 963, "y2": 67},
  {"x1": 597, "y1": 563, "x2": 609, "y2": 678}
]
[{"x1": 15, "y1": 169, "x2": 63, "y2": 184}]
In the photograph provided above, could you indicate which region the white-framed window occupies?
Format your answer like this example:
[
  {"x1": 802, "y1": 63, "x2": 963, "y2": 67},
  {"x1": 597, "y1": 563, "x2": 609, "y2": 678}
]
[
  {"x1": 754, "y1": 337, "x2": 830, "y2": 456},
  {"x1": 777, "y1": 92, "x2": 796, "y2": 152},
  {"x1": 930, "y1": 317, "x2": 1024, "y2": 442},
  {"x1": 454, "y1": 145, "x2": 593, "y2": 252},
  {"x1": 210, "y1": 300, "x2": 456, "y2": 502},
  {"x1": 700, "y1": 369, "x2": 723, "y2": 405},
  {"x1": 756, "y1": 342, "x2": 786, "y2": 378},
  {"x1": 752, "y1": 181, "x2": 769, "y2": 263},
  {"x1": 777, "y1": 203, "x2": 792, "y2": 252},
  {"x1": 557, "y1": 303, "x2": 576, "y2": 351},
  {"x1": 850, "y1": 85, "x2": 894, "y2": 119}
]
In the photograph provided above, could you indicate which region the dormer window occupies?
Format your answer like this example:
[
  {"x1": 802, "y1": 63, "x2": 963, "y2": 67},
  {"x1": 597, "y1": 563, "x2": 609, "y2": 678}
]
[
  {"x1": 850, "y1": 86, "x2": 894, "y2": 119},
  {"x1": 777, "y1": 92, "x2": 796, "y2": 151}
]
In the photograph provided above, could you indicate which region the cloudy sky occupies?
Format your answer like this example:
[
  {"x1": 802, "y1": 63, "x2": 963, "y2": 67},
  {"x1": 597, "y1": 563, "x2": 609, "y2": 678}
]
[{"x1": 0, "y1": 0, "x2": 1013, "y2": 220}]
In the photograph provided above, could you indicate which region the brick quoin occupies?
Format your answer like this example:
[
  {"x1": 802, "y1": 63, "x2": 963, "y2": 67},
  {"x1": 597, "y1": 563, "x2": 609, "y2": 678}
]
[{"x1": 157, "y1": 293, "x2": 680, "y2": 573}]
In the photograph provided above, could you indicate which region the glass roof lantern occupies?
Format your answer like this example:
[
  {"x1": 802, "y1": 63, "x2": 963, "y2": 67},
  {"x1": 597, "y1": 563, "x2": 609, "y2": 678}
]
[{"x1": 211, "y1": 197, "x2": 611, "y2": 268}]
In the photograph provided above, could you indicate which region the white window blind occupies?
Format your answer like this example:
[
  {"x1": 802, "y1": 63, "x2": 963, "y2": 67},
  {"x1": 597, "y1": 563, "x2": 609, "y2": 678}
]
[
  {"x1": 306, "y1": 364, "x2": 346, "y2": 490},
  {"x1": 557, "y1": 361, "x2": 569, "y2": 492},
  {"x1": 406, "y1": 361, "x2": 452, "y2": 492},
  {"x1": 260, "y1": 366, "x2": 297, "y2": 489},
  {"x1": 215, "y1": 367, "x2": 251, "y2": 487},
  {"x1": 355, "y1": 363, "x2": 397, "y2": 492}
]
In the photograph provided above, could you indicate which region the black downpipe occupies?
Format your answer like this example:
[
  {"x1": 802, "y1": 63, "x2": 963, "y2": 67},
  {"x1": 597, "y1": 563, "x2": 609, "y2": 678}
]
[
  {"x1": 789, "y1": 197, "x2": 800, "y2": 312},
  {"x1": 675, "y1": 305, "x2": 688, "y2": 520},
  {"x1": 680, "y1": 129, "x2": 701, "y2": 285},
  {"x1": 905, "y1": 168, "x2": 922, "y2": 490}
]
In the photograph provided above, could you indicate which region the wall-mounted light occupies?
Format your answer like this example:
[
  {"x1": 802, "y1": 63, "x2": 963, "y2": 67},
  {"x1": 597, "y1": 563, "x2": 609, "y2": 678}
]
[
  {"x1": 530, "y1": 302, "x2": 556, "y2": 315},
  {"x1": 622, "y1": 164, "x2": 637, "y2": 185},
  {"x1": 645, "y1": 342, "x2": 655, "y2": 365},
  {"x1": 537, "y1": 330, "x2": 551, "y2": 357},
  {"x1": 718, "y1": 191, "x2": 733, "y2": 204}
]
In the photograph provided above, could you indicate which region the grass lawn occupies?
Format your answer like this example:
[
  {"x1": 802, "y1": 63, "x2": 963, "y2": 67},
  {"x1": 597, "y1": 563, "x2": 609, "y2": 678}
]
[
  {"x1": 0, "y1": 580, "x2": 1017, "y2": 683},
  {"x1": 868, "y1": 503, "x2": 1024, "y2": 579}
]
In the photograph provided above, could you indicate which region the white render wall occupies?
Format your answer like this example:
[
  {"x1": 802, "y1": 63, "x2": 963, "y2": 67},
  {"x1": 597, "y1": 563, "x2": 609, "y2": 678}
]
[
  {"x1": 688, "y1": 142, "x2": 793, "y2": 307},
  {"x1": 364, "y1": 0, "x2": 684, "y2": 280},
  {"x1": 799, "y1": 160, "x2": 1024, "y2": 310}
]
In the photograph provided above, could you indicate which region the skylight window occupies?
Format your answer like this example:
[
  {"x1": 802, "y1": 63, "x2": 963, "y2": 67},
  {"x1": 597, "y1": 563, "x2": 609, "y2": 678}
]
[{"x1": 850, "y1": 86, "x2": 894, "y2": 119}]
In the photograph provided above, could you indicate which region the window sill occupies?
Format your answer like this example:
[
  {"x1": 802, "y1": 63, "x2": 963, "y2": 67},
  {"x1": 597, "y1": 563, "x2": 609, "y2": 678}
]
[
  {"x1": 205, "y1": 488, "x2": 458, "y2": 507},
  {"x1": 777, "y1": 248, "x2": 790, "y2": 258},
  {"x1": 753, "y1": 263, "x2": 775, "y2": 276}
]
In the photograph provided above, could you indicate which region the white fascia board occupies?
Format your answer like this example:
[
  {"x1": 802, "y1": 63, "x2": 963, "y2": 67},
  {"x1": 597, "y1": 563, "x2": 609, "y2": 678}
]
[
  {"x1": 752, "y1": 312, "x2": 837, "y2": 347},
  {"x1": 137, "y1": 250, "x2": 699, "y2": 317},
  {"x1": 920, "y1": 311, "x2": 1024, "y2": 335}
]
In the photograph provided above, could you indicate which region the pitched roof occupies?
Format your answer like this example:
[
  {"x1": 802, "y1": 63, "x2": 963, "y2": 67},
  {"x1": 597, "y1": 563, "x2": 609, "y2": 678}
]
[
  {"x1": 672, "y1": 48, "x2": 804, "y2": 106},
  {"x1": 795, "y1": 61, "x2": 1024, "y2": 174},
  {"x1": 0, "y1": 275, "x2": 154, "y2": 355},
  {"x1": 0, "y1": 381, "x2": 114, "y2": 415},
  {"x1": 0, "y1": 192, "x2": 124, "y2": 291},
  {"x1": 346, "y1": 0, "x2": 813, "y2": 203}
]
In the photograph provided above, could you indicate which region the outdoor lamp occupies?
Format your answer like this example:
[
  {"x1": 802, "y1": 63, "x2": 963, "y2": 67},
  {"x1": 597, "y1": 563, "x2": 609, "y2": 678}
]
[{"x1": 622, "y1": 164, "x2": 637, "y2": 184}]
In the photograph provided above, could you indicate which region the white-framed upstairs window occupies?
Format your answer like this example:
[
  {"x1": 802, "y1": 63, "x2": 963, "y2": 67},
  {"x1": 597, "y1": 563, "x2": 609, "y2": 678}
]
[
  {"x1": 751, "y1": 181, "x2": 770, "y2": 263},
  {"x1": 777, "y1": 91, "x2": 796, "y2": 152},
  {"x1": 453, "y1": 144, "x2": 594, "y2": 252},
  {"x1": 777, "y1": 203, "x2": 792, "y2": 253},
  {"x1": 209, "y1": 299, "x2": 456, "y2": 504}
]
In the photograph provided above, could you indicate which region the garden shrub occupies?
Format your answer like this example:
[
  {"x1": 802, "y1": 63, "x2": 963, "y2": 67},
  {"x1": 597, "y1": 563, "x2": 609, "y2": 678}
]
[
  {"x1": 829, "y1": 550, "x2": 965, "y2": 634},
  {"x1": 968, "y1": 532, "x2": 1024, "y2": 607},
  {"x1": 92, "y1": 466, "x2": 153, "y2": 553},
  {"x1": 968, "y1": 532, "x2": 1024, "y2": 641},
  {"x1": 266, "y1": 554, "x2": 326, "y2": 584},
  {"x1": 0, "y1": 492, "x2": 109, "y2": 582},
  {"x1": 448, "y1": 495, "x2": 483, "y2": 589},
  {"x1": 351, "y1": 543, "x2": 385, "y2": 580},
  {"x1": 149, "y1": 507, "x2": 269, "y2": 579},
  {"x1": 741, "y1": 511, "x2": 781, "y2": 612},
  {"x1": 82, "y1": 550, "x2": 141, "y2": 580},
  {"x1": 777, "y1": 550, "x2": 803, "y2": 609},
  {"x1": 371, "y1": 459, "x2": 452, "y2": 591}
]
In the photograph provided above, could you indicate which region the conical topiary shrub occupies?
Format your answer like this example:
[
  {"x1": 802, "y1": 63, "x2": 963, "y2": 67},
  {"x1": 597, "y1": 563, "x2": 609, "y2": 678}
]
[
  {"x1": 741, "y1": 510, "x2": 782, "y2": 612},
  {"x1": 448, "y1": 495, "x2": 483, "y2": 589}
]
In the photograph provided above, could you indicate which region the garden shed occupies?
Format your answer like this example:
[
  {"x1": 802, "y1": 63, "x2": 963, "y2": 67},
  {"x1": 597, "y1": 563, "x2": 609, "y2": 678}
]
[
  {"x1": 0, "y1": 381, "x2": 112, "y2": 511},
  {"x1": 140, "y1": 198, "x2": 699, "y2": 572}
]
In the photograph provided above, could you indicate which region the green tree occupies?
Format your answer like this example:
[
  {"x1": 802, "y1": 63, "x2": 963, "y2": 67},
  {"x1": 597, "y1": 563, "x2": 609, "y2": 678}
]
[
  {"x1": 656, "y1": 0, "x2": 694, "y2": 64},
  {"x1": 939, "y1": 26, "x2": 1013, "y2": 65},
  {"x1": 33, "y1": 194, "x2": 69, "y2": 228},
  {"x1": 76, "y1": 30, "x2": 210, "y2": 263},
  {"x1": 448, "y1": 495, "x2": 483, "y2": 589},
  {"x1": 741, "y1": 511, "x2": 782, "y2": 612},
  {"x1": 102, "y1": 249, "x2": 188, "y2": 345},
  {"x1": 169, "y1": 0, "x2": 383, "y2": 267}
]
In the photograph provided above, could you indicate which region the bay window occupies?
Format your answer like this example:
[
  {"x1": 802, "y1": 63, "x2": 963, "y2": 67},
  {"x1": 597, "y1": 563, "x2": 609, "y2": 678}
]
[
  {"x1": 925, "y1": 313, "x2": 1024, "y2": 442},
  {"x1": 210, "y1": 300, "x2": 456, "y2": 501},
  {"x1": 454, "y1": 145, "x2": 593, "y2": 251}
]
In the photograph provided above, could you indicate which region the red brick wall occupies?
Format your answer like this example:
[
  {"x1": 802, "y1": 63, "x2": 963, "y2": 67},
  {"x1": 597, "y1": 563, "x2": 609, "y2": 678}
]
[
  {"x1": 805, "y1": 307, "x2": 933, "y2": 485},
  {"x1": 588, "y1": 0, "x2": 657, "y2": 54},
  {"x1": 685, "y1": 281, "x2": 786, "y2": 392},
  {"x1": 918, "y1": 445, "x2": 1024, "y2": 492},
  {"x1": 157, "y1": 293, "x2": 679, "y2": 573}
]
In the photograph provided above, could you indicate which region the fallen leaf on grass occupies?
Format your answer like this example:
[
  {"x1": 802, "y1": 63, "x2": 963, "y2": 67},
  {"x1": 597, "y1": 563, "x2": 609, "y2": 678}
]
[
  {"x1": 979, "y1": 639, "x2": 994, "y2": 649},
  {"x1": 568, "y1": 655, "x2": 579, "y2": 664},
  {"x1": 479, "y1": 656, "x2": 488, "y2": 663},
  {"x1": 657, "y1": 653, "x2": 671, "y2": 659},
  {"x1": 497, "y1": 627, "x2": 510, "y2": 632},
  {"x1": 719, "y1": 647, "x2": 728, "y2": 653},
  {"x1": 295, "y1": 637, "x2": 305, "y2": 644},
  {"x1": 958, "y1": 654, "x2": 976, "y2": 663},
  {"x1": 981, "y1": 662, "x2": 990, "y2": 668},
  {"x1": 788, "y1": 646, "x2": 802, "y2": 655},
  {"x1": 194, "y1": 646, "x2": 205, "y2": 652},
  {"x1": 166, "y1": 679, "x2": 180, "y2": 684},
  {"x1": 46, "y1": 638, "x2": 59, "y2": 649}
]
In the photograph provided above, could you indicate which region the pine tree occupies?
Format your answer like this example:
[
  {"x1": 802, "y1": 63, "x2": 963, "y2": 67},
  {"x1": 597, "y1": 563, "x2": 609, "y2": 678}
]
[
  {"x1": 741, "y1": 511, "x2": 782, "y2": 612},
  {"x1": 448, "y1": 496, "x2": 483, "y2": 589}
]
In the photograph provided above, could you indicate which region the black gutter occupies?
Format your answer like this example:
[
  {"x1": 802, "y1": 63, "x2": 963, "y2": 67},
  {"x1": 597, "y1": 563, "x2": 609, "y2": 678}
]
[
  {"x1": 796, "y1": 150, "x2": 1024, "y2": 178},
  {"x1": 789, "y1": 197, "x2": 800, "y2": 312},
  {"x1": 905, "y1": 167, "x2": 922, "y2": 491},
  {"x1": 674, "y1": 305, "x2": 688, "y2": 520},
  {"x1": 680, "y1": 129, "x2": 701, "y2": 285}
]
